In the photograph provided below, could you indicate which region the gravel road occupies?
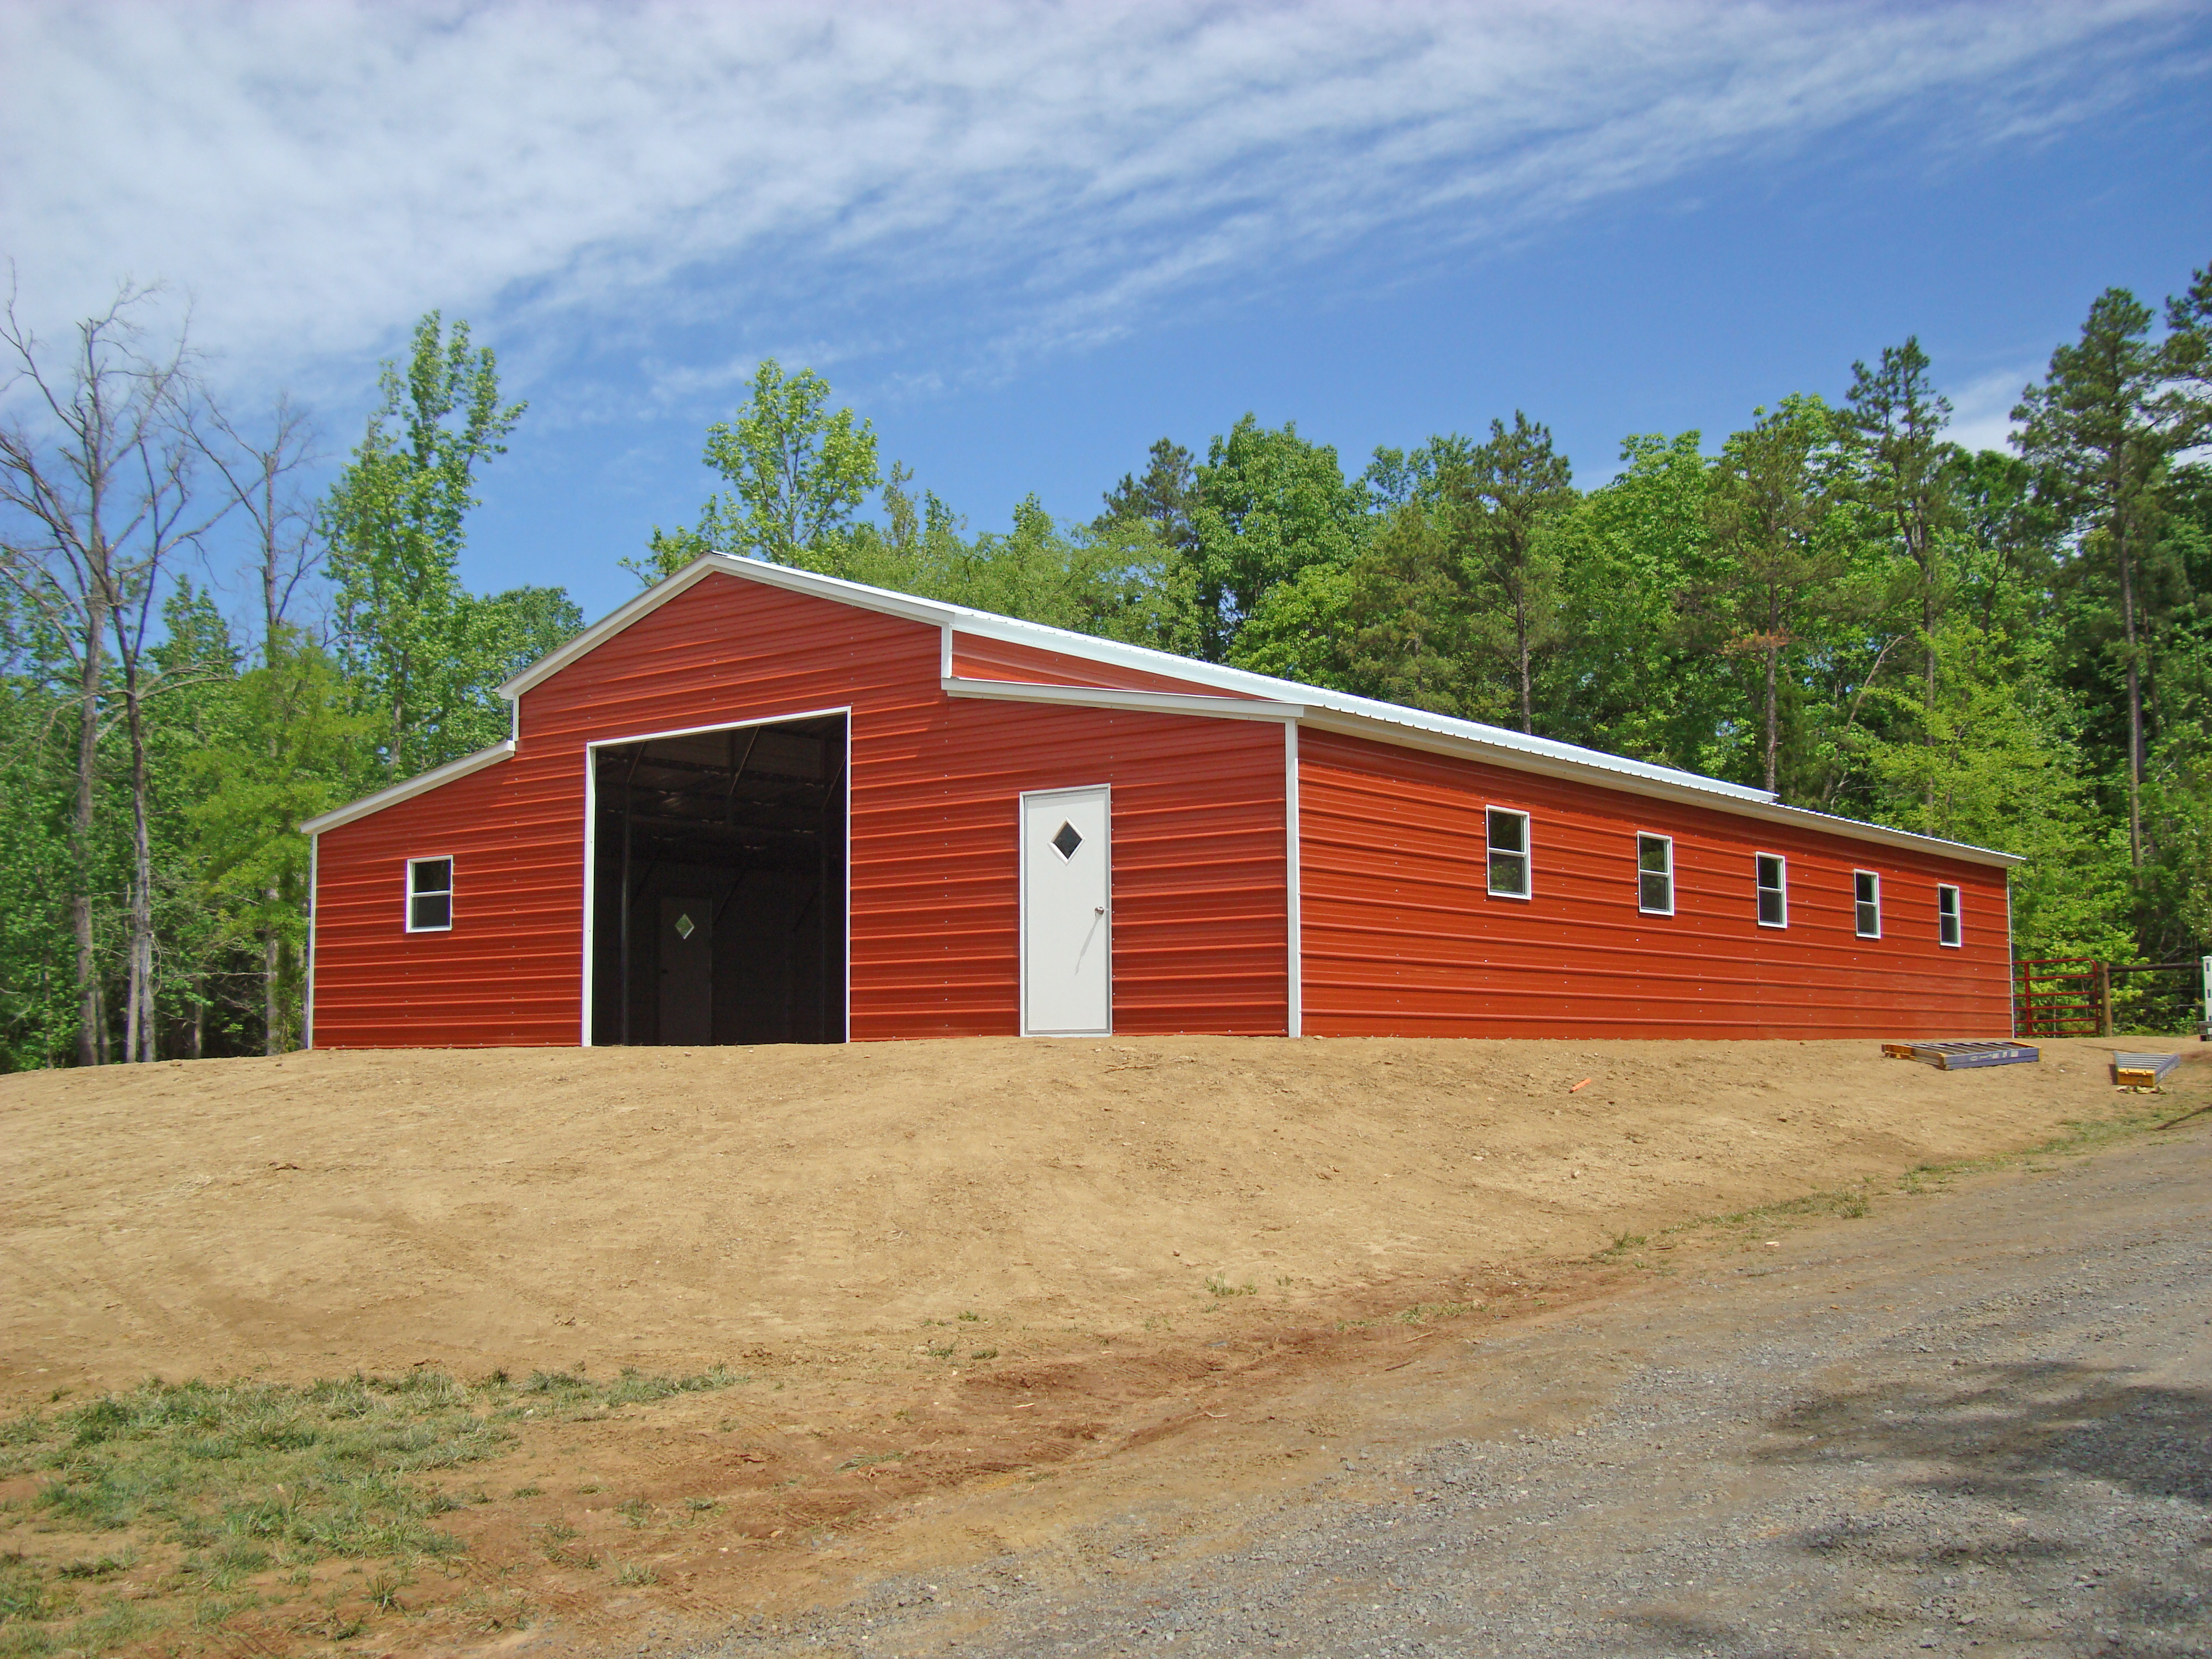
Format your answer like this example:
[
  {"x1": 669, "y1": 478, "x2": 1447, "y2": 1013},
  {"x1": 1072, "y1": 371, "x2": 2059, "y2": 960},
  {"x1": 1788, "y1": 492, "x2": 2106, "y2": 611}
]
[{"x1": 686, "y1": 1119, "x2": 2212, "y2": 1659}]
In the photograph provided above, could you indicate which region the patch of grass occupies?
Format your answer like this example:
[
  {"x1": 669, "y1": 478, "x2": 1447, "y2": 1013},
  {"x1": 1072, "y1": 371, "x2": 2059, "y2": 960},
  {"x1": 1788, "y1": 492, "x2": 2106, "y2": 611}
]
[
  {"x1": 1204, "y1": 1277, "x2": 1257, "y2": 1298},
  {"x1": 15, "y1": 1374, "x2": 500, "y2": 1569},
  {"x1": 615, "y1": 1561, "x2": 658, "y2": 1587},
  {"x1": 1395, "y1": 1301, "x2": 1474, "y2": 1324},
  {"x1": 1, "y1": 1552, "x2": 74, "y2": 1626},
  {"x1": 51, "y1": 1552, "x2": 134, "y2": 1582},
  {"x1": 2, "y1": 1597, "x2": 164, "y2": 1658},
  {"x1": 969, "y1": 1348, "x2": 999, "y2": 1361},
  {"x1": 0, "y1": 1364, "x2": 745, "y2": 1651},
  {"x1": 833, "y1": 1451, "x2": 906, "y2": 1472},
  {"x1": 957, "y1": 1311, "x2": 983, "y2": 1323},
  {"x1": 924, "y1": 1343, "x2": 956, "y2": 1360},
  {"x1": 512, "y1": 1364, "x2": 738, "y2": 1413},
  {"x1": 618, "y1": 1497, "x2": 653, "y2": 1529}
]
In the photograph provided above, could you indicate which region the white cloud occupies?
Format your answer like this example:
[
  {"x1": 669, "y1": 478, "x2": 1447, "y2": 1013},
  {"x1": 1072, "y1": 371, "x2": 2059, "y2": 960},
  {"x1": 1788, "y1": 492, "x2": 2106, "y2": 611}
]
[
  {"x1": 0, "y1": 0, "x2": 2197, "y2": 405},
  {"x1": 1945, "y1": 365, "x2": 2042, "y2": 456}
]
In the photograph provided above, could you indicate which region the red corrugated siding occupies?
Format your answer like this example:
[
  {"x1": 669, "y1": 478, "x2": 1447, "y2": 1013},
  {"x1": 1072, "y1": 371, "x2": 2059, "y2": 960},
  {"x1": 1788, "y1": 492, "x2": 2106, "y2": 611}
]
[
  {"x1": 311, "y1": 575, "x2": 1291, "y2": 1047},
  {"x1": 1297, "y1": 727, "x2": 2012, "y2": 1039},
  {"x1": 949, "y1": 632, "x2": 1261, "y2": 697}
]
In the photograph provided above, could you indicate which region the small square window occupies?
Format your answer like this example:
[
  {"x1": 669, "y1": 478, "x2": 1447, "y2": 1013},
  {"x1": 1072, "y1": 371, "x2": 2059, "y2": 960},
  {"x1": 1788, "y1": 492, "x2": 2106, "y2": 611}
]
[
  {"x1": 1486, "y1": 807, "x2": 1530, "y2": 899},
  {"x1": 1854, "y1": 870, "x2": 1882, "y2": 939},
  {"x1": 1755, "y1": 853, "x2": 1787, "y2": 928},
  {"x1": 406, "y1": 857, "x2": 453, "y2": 932},
  {"x1": 1637, "y1": 833, "x2": 1674, "y2": 916},
  {"x1": 1937, "y1": 884, "x2": 1963, "y2": 948}
]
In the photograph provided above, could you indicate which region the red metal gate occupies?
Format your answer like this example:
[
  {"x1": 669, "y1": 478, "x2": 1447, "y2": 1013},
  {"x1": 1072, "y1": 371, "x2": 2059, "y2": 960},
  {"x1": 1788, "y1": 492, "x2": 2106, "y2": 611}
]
[{"x1": 2014, "y1": 957, "x2": 2109, "y2": 1037}]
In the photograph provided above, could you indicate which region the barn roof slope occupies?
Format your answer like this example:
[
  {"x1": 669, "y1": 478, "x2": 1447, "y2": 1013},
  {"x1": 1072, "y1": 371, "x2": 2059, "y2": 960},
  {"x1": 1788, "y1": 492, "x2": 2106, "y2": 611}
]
[{"x1": 313, "y1": 555, "x2": 2018, "y2": 867}]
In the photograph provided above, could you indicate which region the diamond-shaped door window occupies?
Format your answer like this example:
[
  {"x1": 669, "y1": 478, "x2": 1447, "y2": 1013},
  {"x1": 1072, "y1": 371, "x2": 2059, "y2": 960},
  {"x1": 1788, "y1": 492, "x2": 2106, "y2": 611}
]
[
  {"x1": 673, "y1": 912, "x2": 696, "y2": 940},
  {"x1": 1051, "y1": 821, "x2": 1083, "y2": 860}
]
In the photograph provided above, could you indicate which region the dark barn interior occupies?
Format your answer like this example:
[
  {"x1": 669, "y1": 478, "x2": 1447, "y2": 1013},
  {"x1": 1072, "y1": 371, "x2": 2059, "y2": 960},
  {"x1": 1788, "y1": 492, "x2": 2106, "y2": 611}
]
[{"x1": 590, "y1": 714, "x2": 847, "y2": 1046}]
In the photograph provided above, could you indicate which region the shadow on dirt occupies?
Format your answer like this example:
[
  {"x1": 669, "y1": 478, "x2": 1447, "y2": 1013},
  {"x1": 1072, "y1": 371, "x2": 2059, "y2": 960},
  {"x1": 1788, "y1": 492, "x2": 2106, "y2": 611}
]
[{"x1": 1759, "y1": 1360, "x2": 2212, "y2": 1511}]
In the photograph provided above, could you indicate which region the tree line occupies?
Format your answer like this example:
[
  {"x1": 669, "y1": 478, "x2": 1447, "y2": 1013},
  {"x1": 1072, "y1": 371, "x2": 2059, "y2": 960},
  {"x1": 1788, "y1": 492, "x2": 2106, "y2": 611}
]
[{"x1": 4, "y1": 260, "x2": 2208, "y2": 1066}]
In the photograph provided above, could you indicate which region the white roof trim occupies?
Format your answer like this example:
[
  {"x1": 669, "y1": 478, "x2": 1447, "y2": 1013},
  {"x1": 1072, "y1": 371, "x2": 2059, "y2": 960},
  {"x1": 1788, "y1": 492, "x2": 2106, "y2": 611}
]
[
  {"x1": 300, "y1": 739, "x2": 515, "y2": 837},
  {"x1": 489, "y1": 555, "x2": 2018, "y2": 868},
  {"x1": 502, "y1": 556, "x2": 1767, "y2": 797},
  {"x1": 499, "y1": 556, "x2": 948, "y2": 698},
  {"x1": 943, "y1": 676, "x2": 1305, "y2": 723}
]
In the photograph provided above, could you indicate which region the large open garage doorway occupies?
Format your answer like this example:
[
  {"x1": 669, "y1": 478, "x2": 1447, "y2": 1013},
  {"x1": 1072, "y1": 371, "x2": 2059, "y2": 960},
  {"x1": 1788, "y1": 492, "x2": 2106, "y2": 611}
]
[{"x1": 589, "y1": 713, "x2": 847, "y2": 1045}]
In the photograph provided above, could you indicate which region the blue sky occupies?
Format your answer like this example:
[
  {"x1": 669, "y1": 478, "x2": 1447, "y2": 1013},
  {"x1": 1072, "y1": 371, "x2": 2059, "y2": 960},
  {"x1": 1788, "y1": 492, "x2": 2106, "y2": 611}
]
[{"x1": 4, "y1": 1, "x2": 2210, "y2": 629}]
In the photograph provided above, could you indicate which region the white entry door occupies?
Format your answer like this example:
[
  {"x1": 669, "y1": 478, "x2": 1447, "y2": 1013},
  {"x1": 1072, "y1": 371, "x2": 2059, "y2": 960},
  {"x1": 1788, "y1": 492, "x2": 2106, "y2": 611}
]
[{"x1": 1021, "y1": 786, "x2": 1112, "y2": 1036}]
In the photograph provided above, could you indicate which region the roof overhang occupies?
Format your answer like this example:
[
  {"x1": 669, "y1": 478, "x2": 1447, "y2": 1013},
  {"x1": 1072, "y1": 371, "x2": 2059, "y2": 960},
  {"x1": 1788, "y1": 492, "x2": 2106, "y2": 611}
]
[{"x1": 942, "y1": 676, "x2": 1305, "y2": 723}]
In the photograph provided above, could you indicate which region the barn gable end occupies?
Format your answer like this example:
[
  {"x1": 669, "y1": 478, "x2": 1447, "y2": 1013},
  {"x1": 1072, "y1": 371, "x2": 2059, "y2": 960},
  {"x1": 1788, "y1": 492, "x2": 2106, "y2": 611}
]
[{"x1": 310, "y1": 568, "x2": 1293, "y2": 1047}]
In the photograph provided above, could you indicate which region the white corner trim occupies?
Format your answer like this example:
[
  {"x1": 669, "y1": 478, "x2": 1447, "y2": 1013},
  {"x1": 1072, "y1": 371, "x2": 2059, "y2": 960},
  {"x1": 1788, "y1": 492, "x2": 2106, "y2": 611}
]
[
  {"x1": 304, "y1": 833, "x2": 319, "y2": 1051},
  {"x1": 1286, "y1": 721, "x2": 1302, "y2": 1039},
  {"x1": 942, "y1": 676, "x2": 1306, "y2": 723},
  {"x1": 299, "y1": 739, "x2": 517, "y2": 837}
]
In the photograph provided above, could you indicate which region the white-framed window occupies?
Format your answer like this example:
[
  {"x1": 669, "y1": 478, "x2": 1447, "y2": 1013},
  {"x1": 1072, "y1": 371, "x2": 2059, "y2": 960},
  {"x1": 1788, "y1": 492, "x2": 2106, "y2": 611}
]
[
  {"x1": 1637, "y1": 833, "x2": 1674, "y2": 915},
  {"x1": 1755, "y1": 853, "x2": 1788, "y2": 928},
  {"x1": 1854, "y1": 870, "x2": 1882, "y2": 939},
  {"x1": 406, "y1": 856, "x2": 454, "y2": 932},
  {"x1": 1937, "y1": 883, "x2": 1963, "y2": 948},
  {"x1": 1486, "y1": 807, "x2": 1531, "y2": 899}
]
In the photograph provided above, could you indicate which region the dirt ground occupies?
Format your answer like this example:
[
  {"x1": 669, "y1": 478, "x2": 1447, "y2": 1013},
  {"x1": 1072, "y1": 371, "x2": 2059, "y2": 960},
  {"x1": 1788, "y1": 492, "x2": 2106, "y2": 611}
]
[
  {"x1": 714, "y1": 1095, "x2": 2212, "y2": 1659},
  {"x1": 1, "y1": 1034, "x2": 2203, "y2": 1656}
]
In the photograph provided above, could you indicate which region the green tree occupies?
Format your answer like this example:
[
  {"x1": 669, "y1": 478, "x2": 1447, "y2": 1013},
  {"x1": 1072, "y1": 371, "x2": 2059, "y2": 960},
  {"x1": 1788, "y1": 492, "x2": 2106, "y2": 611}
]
[
  {"x1": 1192, "y1": 415, "x2": 1368, "y2": 663},
  {"x1": 636, "y1": 359, "x2": 881, "y2": 582},
  {"x1": 1342, "y1": 503, "x2": 1486, "y2": 717},
  {"x1": 1693, "y1": 398, "x2": 1850, "y2": 797},
  {"x1": 0, "y1": 284, "x2": 222, "y2": 1063},
  {"x1": 1839, "y1": 337, "x2": 1957, "y2": 743},
  {"x1": 325, "y1": 312, "x2": 526, "y2": 775},
  {"x1": 1550, "y1": 432, "x2": 1735, "y2": 773},
  {"x1": 1359, "y1": 434, "x2": 1477, "y2": 512},
  {"x1": 1441, "y1": 413, "x2": 1575, "y2": 735},
  {"x1": 2013, "y1": 289, "x2": 2178, "y2": 868},
  {"x1": 476, "y1": 585, "x2": 587, "y2": 686},
  {"x1": 1862, "y1": 618, "x2": 2131, "y2": 961},
  {"x1": 1225, "y1": 561, "x2": 1359, "y2": 688},
  {"x1": 183, "y1": 628, "x2": 373, "y2": 1053},
  {"x1": 1094, "y1": 438, "x2": 1198, "y2": 552},
  {"x1": 844, "y1": 494, "x2": 1203, "y2": 656}
]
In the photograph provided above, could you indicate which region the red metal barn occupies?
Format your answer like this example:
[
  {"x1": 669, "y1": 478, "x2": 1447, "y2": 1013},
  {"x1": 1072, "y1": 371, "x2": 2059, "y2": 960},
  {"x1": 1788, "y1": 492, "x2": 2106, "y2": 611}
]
[{"x1": 303, "y1": 557, "x2": 2020, "y2": 1047}]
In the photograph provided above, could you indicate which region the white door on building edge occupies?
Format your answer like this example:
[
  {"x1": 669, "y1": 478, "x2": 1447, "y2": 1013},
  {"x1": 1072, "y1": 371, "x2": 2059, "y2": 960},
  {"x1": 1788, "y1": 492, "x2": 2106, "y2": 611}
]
[{"x1": 1021, "y1": 786, "x2": 1112, "y2": 1036}]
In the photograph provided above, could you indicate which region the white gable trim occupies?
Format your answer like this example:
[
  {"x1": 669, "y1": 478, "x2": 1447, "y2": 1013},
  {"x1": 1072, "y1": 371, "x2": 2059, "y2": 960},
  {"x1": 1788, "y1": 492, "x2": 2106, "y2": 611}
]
[
  {"x1": 499, "y1": 556, "x2": 949, "y2": 699},
  {"x1": 300, "y1": 739, "x2": 515, "y2": 837}
]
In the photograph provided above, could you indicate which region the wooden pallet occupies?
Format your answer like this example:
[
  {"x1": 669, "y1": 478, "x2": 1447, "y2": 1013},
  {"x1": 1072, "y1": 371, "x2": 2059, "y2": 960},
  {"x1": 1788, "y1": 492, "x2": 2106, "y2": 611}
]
[
  {"x1": 2112, "y1": 1052, "x2": 2182, "y2": 1088},
  {"x1": 1881, "y1": 1039, "x2": 2041, "y2": 1071}
]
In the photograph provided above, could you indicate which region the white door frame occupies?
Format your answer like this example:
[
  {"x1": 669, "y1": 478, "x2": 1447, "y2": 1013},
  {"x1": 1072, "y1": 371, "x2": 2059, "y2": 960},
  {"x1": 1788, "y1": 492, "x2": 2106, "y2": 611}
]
[
  {"x1": 1018, "y1": 784, "x2": 1113, "y2": 1037},
  {"x1": 580, "y1": 706, "x2": 852, "y2": 1045}
]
